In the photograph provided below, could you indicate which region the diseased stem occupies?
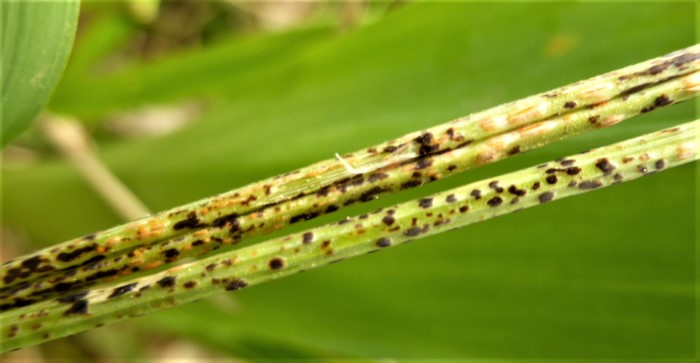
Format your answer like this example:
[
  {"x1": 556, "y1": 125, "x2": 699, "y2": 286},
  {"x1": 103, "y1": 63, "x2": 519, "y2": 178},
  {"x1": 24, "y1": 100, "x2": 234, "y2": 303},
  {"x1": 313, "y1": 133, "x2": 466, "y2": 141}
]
[
  {"x1": 2, "y1": 45, "x2": 699, "y2": 294},
  {"x1": 3, "y1": 70, "x2": 698, "y2": 308},
  {"x1": 2, "y1": 120, "x2": 696, "y2": 352}
]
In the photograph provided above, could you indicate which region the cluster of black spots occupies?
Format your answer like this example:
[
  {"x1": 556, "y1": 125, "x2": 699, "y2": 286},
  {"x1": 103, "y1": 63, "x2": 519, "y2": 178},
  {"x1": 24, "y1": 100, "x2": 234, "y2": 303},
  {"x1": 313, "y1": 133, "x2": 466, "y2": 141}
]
[
  {"x1": 418, "y1": 198, "x2": 433, "y2": 209},
  {"x1": 641, "y1": 95, "x2": 672, "y2": 113},
  {"x1": 173, "y1": 212, "x2": 207, "y2": 231},
  {"x1": 290, "y1": 211, "x2": 320, "y2": 224},
  {"x1": 564, "y1": 101, "x2": 576, "y2": 108},
  {"x1": 546, "y1": 175, "x2": 558, "y2": 185},
  {"x1": 487, "y1": 196, "x2": 503, "y2": 207},
  {"x1": 538, "y1": 192, "x2": 554, "y2": 203},
  {"x1": 108, "y1": 283, "x2": 137, "y2": 299},
  {"x1": 4, "y1": 255, "x2": 57, "y2": 284},
  {"x1": 595, "y1": 158, "x2": 616, "y2": 175},
  {"x1": 415, "y1": 132, "x2": 439, "y2": 156},
  {"x1": 317, "y1": 186, "x2": 332, "y2": 197},
  {"x1": 578, "y1": 180, "x2": 603, "y2": 189},
  {"x1": 63, "y1": 299, "x2": 89, "y2": 316},
  {"x1": 212, "y1": 212, "x2": 239, "y2": 230},
  {"x1": 268, "y1": 258, "x2": 285, "y2": 270},
  {"x1": 157, "y1": 276, "x2": 176, "y2": 288},
  {"x1": 325, "y1": 205, "x2": 340, "y2": 213},
  {"x1": 376, "y1": 238, "x2": 391, "y2": 248},
  {"x1": 85, "y1": 268, "x2": 121, "y2": 282},
  {"x1": 191, "y1": 240, "x2": 205, "y2": 247},
  {"x1": 225, "y1": 279, "x2": 248, "y2": 291},
  {"x1": 470, "y1": 189, "x2": 482, "y2": 200},
  {"x1": 507, "y1": 185, "x2": 526, "y2": 196},
  {"x1": 488, "y1": 181, "x2": 504, "y2": 193},
  {"x1": 302, "y1": 232, "x2": 314, "y2": 244}
]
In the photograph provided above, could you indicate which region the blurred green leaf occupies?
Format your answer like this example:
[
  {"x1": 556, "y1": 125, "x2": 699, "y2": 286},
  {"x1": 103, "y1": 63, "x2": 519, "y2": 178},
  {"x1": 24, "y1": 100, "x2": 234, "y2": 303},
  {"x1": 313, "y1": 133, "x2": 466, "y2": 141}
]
[
  {"x1": 1, "y1": 0, "x2": 79, "y2": 146},
  {"x1": 2, "y1": 2, "x2": 696, "y2": 359}
]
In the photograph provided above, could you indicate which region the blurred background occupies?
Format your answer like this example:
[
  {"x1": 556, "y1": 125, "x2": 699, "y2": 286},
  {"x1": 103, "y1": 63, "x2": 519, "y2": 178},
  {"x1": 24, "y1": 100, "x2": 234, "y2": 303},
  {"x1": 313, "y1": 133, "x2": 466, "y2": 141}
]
[{"x1": 1, "y1": 1, "x2": 696, "y2": 361}]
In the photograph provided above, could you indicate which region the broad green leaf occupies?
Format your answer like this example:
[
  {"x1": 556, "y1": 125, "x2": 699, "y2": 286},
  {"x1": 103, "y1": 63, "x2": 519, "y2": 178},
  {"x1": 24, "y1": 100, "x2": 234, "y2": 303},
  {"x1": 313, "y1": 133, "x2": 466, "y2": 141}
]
[
  {"x1": 2, "y1": 2, "x2": 696, "y2": 359},
  {"x1": 1, "y1": 0, "x2": 79, "y2": 146}
]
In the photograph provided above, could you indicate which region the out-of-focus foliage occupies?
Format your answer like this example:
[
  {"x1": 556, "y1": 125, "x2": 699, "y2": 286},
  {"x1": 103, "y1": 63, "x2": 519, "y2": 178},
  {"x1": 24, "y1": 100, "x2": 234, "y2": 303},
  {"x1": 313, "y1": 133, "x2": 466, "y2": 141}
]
[
  {"x1": 1, "y1": 1, "x2": 695, "y2": 360},
  {"x1": 1, "y1": 0, "x2": 79, "y2": 146}
]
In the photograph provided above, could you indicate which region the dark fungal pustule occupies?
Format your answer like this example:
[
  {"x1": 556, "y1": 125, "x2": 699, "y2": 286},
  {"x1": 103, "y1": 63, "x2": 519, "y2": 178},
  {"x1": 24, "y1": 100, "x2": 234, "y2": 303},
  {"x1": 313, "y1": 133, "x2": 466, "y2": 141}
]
[
  {"x1": 418, "y1": 198, "x2": 433, "y2": 209},
  {"x1": 56, "y1": 244, "x2": 97, "y2": 263},
  {"x1": 290, "y1": 211, "x2": 320, "y2": 224},
  {"x1": 655, "y1": 159, "x2": 666, "y2": 170},
  {"x1": 507, "y1": 146, "x2": 521, "y2": 156},
  {"x1": 538, "y1": 192, "x2": 554, "y2": 203},
  {"x1": 325, "y1": 205, "x2": 339, "y2": 213},
  {"x1": 359, "y1": 186, "x2": 388, "y2": 202},
  {"x1": 415, "y1": 132, "x2": 438, "y2": 156},
  {"x1": 564, "y1": 101, "x2": 576, "y2": 108},
  {"x1": 578, "y1": 180, "x2": 603, "y2": 189},
  {"x1": 641, "y1": 95, "x2": 673, "y2": 113},
  {"x1": 415, "y1": 159, "x2": 433, "y2": 170},
  {"x1": 205, "y1": 263, "x2": 217, "y2": 272},
  {"x1": 368, "y1": 172, "x2": 389, "y2": 183},
  {"x1": 173, "y1": 212, "x2": 206, "y2": 231},
  {"x1": 588, "y1": 115, "x2": 600, "y2": 124},
  {"x1": 532, "y1": 182, "x2": 541, "y2": 190},
  {"x1": 404, "y1": 227, "x2": 422, "y2": 237},
  {"x1": 268, "y1": 258, "x2": 285, "y2": 270},
  {"x1": 56, "y1": 291, "x2": 88, "y2": 304},
  {"x1": 447, "y1": 164, "x2": 458, "y2": 171},
  {"x1": 446, "y1": 194, "x2": 457, "y2": 203},
  {"x1": 383, "y1": 145, "x2": 398, "y2": 153},
  {"x1": 487, "y1": 196, "x2": 503, "y2": 207},
  {"x1": 302, "y1": 232, "x2": 314, "y2": 244},
  {"x1": 595, "y1": 158, "x2": 616, "y2": 175},
  {"x1": 225, "y1": 279, "x2": 248, "y2": 291},
  {"x1": 376, "y1": 238, "x2": 391, "y2": 248},
  {"x1": 191, "y1": 240, "x2": 204, "y2": 247},
  {"x1": 108, "y1": 283, "x2": 137, "y2": 299},
  {"x1": 566, "y1": 167, "x2": 581, "y2": 175},
  {"x1": 470, "y1": 189, "x2": 482, "y2": 200},
  {"x1": 401, "y1": 180, "x2": 422, "y2": 190},
  {"x1": 488, "y1": 181, "x2": 504, "y2": 193},
  {"x1": 183, "y1": 281, "x2": 197, "y2": 289},
  {"x1": 459, "y1": 205, "x2": 469, "y2": 213},
  {"x1": 507, "y1": 185, "x2": 526, "y2": 196},
  {"x1": 162, "y1": 248, "x2": 180, "y2": 261},
  {"x1": 638, "y1": 165, "x2": 648, "y2": 173},
  {"x1": 559, "y1": 159, "x2": 575, "y2": 166},
  {"x1": 157, "y1": 276, "x2": 176, "y2": 288},
  {"x1": 546, "y1": 175, "x2": 558, "y2": 185},
  {"x1": 63, "y1": 299, "x2": 88, "y2": 316},
  {"x1": 382, "y1": 215, "x2": 395, "y2": 226},
  {"x1": 613, "y1": 173, "x2": 623, "y2": 182},
  {"x1": 568, "y1": 180, "x2": 578, "y2": 187},
  {"x1": 212, "y1": 212, "x2": 239, "y2": 230}
]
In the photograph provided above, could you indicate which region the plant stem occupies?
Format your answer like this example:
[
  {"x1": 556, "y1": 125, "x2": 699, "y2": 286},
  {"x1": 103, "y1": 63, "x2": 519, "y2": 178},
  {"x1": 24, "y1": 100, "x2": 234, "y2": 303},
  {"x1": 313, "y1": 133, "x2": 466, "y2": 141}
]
[
  {"x1": 2, "y1": 45, "x2": 698, "y2": 294},
  {"x1": 3, "y1": 69, "x2": 698, "y2": 309},
  {"x1": 2, "y1": 120, "x2": 696, "y2": 353}
]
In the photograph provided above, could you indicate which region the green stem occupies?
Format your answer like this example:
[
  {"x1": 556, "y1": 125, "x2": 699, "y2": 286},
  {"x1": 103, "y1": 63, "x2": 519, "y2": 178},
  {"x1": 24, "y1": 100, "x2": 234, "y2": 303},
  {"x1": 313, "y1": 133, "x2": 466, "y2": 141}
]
[
  {"x1": 2, "y1": 45, "x2": 699, "y2": 294},
  {"x1": 2, "y1": 120, "x2": 696, "y2": 353}
]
